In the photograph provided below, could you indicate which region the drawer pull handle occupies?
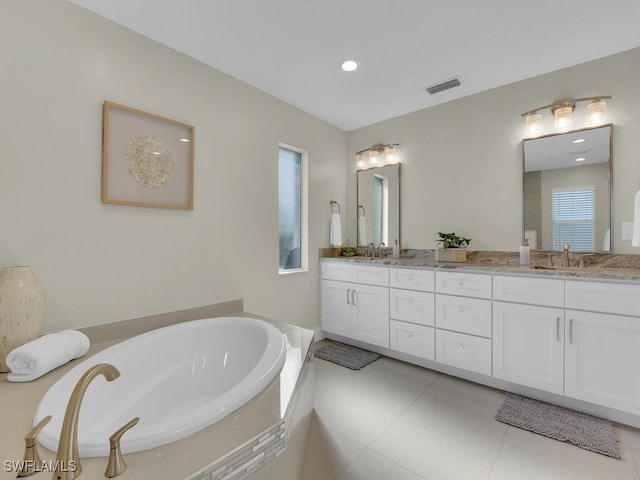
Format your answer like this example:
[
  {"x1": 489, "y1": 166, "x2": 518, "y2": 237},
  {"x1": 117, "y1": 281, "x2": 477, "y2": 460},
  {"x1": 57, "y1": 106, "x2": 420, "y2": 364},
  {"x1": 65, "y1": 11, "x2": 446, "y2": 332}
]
[
  {"x1": 458, "y1": 281, "x2": 465, "y2": 287},
  {"x1": 352, "y1": 290, "x2": 357, "y2": 306},
  {"x1": 346, "y1": 289, "x2": 351, "y2": 305},
  {"x1": 408, "y1": 334, "x2": 414, "y2": 339},
  {"x1": 556, "y1": 317, "x2": 561, "y2": 342}
]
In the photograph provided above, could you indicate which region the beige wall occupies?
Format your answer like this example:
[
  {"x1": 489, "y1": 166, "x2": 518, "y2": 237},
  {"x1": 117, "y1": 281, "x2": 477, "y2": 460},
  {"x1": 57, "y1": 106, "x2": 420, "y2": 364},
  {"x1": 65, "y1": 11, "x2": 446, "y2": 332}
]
[
  {"x1": 345, "y1": 47, "x2": 640, "y2": 254},
  {"x1": 0, "y1": 0, "x2": 346, "y2": 332}
]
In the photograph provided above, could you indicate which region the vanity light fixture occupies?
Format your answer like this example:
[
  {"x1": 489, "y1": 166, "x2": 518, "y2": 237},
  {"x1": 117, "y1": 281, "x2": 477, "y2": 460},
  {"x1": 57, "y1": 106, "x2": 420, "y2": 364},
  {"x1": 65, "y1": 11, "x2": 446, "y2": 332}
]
[
  {"x1": 521, "y1": 96, "x2": 611, "y2": 138},
  {"x1": 355, "y1": 143, "x2": 400, "y2": 170},
  {"x1": 587, "y1": 99, "x2": 607, "y2": 125},
  {"x1": 552, "y1": 102, "x2": 575, "y2": 132}
]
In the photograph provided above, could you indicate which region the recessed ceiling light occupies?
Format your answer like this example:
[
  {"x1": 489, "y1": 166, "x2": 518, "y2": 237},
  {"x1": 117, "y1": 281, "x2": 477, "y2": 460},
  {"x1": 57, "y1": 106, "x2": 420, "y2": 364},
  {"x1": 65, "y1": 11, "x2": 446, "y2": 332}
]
[
  {"x1": 573, "y1": 138, "x2": 586, "y2": 143},
  {"x1": 575, "y1": 157, "x2": 586, "y2": 162},
  {"x1": 341, "y1": 59, "x2": 359, "y2": 72}
]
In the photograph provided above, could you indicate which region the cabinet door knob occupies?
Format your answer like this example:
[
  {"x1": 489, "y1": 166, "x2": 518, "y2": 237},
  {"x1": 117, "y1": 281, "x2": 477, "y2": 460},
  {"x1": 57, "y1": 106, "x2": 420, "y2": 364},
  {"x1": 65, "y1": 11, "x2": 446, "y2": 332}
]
[{"x1": 458, "y1": 344, "x2": 465, "y2": 351}]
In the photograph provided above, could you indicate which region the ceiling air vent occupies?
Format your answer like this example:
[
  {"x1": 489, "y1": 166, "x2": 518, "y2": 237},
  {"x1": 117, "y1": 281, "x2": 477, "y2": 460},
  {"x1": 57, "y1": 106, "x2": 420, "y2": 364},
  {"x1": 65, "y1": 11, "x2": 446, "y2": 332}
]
[{"x1": 425, "y1": 77, "x2": 461, "y2": 95}]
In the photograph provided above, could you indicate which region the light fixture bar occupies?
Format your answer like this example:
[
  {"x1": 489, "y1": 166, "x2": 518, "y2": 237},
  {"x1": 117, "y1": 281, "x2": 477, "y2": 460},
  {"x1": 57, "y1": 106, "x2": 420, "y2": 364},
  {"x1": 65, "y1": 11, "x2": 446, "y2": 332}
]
[
  {"x1": 521, "y1": 96, "x2": 611, "y2": 117},
  {"x1": 355, "y1": 143, "x2": 399, "y2": 156}
]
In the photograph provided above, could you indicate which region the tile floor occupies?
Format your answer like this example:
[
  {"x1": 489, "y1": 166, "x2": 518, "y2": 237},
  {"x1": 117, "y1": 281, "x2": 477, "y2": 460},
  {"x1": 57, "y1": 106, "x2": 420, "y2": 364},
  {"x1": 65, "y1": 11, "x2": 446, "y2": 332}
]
[{"x1": 301, "y1": 350, "x2": 640, "y2": 480}]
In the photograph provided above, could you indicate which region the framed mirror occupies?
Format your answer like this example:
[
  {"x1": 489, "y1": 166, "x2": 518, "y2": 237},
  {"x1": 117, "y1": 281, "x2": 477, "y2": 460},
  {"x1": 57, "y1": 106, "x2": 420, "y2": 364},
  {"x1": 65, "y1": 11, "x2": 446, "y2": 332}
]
[
  {"x1": 357, "y1": 163, "x2": 401, "y2": 248},
  {"x1": 523, "y1": 124, "x2": 612, "y2": 252}
]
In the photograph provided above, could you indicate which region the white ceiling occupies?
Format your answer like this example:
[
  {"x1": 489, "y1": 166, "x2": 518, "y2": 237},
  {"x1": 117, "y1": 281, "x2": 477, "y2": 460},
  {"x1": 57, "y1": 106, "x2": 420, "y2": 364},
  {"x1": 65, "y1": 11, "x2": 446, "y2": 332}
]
[{"x1": 69, "y1": 0, "x2": 640, "y2": 131}]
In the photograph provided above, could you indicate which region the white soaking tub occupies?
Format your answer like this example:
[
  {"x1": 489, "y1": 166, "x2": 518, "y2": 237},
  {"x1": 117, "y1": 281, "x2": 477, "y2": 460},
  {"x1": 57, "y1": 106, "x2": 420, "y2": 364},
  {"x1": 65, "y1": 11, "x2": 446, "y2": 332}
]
[{"x1": 34, "y1": 316, "x2": 286, "y2": 457}]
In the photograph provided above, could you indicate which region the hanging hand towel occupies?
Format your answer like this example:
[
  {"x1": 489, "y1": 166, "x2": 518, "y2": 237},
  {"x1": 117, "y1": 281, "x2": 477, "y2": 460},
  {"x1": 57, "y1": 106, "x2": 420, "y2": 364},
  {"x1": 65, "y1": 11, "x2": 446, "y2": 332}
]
[
  {"x1": 6, "y1": 330, "x2": 90, "y2": 382},
  {"x1": 358, "y1": 215, "x2": 367, "y2": 246},
  {"x1": 330, "y1": 212, "x2": 342, "y2": 247},
  {"x1": 602, "y1": 228, "x2": 611, "y2": 251},
  {"x1": 633, "y1": 191, "x2": 640, "y2": 247}
]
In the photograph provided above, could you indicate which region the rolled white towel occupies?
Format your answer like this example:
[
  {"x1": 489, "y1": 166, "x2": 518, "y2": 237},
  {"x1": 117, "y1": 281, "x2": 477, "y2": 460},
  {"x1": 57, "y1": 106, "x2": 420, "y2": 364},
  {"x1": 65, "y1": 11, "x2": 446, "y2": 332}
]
[
  {"x1": 358, "y1": 215, "x2": 367, "y2": 246},
  {"x1": 330, "y1": 212, "x2": 342, "y2": 247},
  {"x1": 633, "y1": 191, "x2": 640, "y2": 247},
  {"x1": 6, "y1": 330, "x2": 90, "y2": 382}
]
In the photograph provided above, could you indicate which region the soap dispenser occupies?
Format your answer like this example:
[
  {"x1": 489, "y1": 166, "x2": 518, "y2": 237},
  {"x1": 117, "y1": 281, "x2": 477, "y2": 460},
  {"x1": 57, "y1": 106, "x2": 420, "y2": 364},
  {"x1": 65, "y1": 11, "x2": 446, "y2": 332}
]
[
  {"x1": 519, "y1": 240, "x2": 530, "y2": 266},
  {"x1": 392, "y1": 239, "x2": 400, "y2": 259}
]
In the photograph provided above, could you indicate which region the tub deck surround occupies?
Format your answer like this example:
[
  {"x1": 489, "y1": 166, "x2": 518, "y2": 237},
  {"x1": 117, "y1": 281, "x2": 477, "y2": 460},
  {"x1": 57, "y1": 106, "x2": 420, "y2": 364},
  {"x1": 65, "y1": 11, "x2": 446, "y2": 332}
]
[
  {"x1": 321, "y1": 249, "x2": 640, "y2": 281},
  {"x1": 0, "y1": 304, "x2": 314, "y2": 480}
]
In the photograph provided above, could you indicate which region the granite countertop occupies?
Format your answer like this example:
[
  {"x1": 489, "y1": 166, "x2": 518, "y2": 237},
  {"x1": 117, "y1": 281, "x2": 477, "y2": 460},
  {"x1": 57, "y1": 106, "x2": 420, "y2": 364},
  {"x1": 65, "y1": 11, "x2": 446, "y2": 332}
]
[
  {"x1": 321, "y1": 249, "x2": 640, "y2": 282},
  {"x1": 0, "y1": 305, "x2": 314, "y2": 480}
]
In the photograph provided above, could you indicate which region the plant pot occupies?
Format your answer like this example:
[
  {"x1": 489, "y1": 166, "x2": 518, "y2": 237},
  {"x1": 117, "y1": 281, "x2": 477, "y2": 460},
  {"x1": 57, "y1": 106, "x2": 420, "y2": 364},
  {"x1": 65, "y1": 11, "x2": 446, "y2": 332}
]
[
  {"x1": 435, "y1": 248, "x2": 467, "y2": 263},
  {"x1": 0, "y1": 266, "x2": 46, "y2": 372}
]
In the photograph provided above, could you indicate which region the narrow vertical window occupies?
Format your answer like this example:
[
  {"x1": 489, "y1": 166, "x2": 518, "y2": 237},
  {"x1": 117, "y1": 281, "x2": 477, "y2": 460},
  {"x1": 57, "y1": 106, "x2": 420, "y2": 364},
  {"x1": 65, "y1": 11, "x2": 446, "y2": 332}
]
[
  {"x1": 279, "y1": 145, "x2": 308, "y2": 273},
  {"x1": 372, "y1": 174, "x2": 389, "y2": 246}
]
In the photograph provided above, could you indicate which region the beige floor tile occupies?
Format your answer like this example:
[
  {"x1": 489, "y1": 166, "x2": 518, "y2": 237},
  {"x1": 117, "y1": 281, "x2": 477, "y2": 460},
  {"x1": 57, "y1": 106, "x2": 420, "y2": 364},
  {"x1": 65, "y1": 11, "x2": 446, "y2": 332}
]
[
  {"x1": 350, "y1": 357, "x2": 440, "y2": 405},
  {"x1": 489, "y1": 442, "x2": 610, "y2": 480},
  {"x1": 370, "y1": 406, "x2": 502, "y2": 480},
  {"x1": 300, "y1": 412, "x2": 366, "y2": 480},
  {"x1": 314, "y1": 381, "x2": 410, "y2": 446},
  {"x1": 412, "y1": 374, "x2": 508, "y2": 439},
  {"x1": 336, "y1": 449, "x2": 425, "y2": 480},
  {"x1": 503, "y1": 423, "x2": 638, "y2": 480}
]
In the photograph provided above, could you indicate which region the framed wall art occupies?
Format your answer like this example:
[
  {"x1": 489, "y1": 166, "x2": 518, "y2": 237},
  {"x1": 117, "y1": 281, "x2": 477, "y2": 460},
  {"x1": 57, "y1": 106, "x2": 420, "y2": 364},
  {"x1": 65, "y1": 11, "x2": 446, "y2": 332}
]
[{"x1": 102, "y1": 101, "x2": 194, "y2": 209}]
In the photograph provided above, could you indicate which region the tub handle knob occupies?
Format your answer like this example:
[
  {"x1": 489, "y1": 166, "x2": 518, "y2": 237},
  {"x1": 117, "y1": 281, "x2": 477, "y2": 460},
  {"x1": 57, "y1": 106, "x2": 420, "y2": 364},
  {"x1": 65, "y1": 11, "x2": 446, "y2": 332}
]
[
  {"x1": 17, "y1": 415, "x2": 51, "y2": 477},
  {"x1": 105, "y1": 417, "x2": 140, "y2": 478}
]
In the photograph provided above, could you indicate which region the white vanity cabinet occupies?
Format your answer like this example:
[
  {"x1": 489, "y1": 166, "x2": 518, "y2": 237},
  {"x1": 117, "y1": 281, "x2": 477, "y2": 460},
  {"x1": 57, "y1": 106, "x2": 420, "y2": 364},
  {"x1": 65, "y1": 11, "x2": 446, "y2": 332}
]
[
  {"x1": 563, "y1": 279, "x2": 640, "y2": 414},
  {"x1": 320, "y1": 263, "x2": 389, "y2": 348},
  {"x1": 492, "y1": 276, "x2": 565, "y2": 394},
  {"x1": 389, "y1": 268, "x2": 435, "y2": 360},
  {"x1": 434, "y1": 272, "x2": 492, "y2": 375}
]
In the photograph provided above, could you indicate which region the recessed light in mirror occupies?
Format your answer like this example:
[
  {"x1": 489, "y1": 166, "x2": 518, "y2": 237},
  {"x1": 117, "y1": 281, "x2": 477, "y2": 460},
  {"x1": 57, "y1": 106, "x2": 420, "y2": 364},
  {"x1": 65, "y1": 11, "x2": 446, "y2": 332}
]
[
  {"x1": 573, "y1": 138, "x2": 586, "y2": 143},
  {"x1": 180, "y1": 138, "x2": 190, "y2": 143},
  {"x1": 575, "y1": 157, "x2": 586, "y2": 162},
  {"x1": 341, "y1": 59, "x2": 359, "y2": 72}
]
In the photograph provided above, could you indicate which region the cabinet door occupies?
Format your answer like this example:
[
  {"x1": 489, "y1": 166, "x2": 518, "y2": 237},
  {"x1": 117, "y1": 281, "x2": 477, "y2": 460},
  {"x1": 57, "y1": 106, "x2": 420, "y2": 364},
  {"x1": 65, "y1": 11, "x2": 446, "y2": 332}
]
[
  {"x1": 352, "y1": 284, "x2": 390, "y2": 348},
  {"x1": 493, "y1": 302, "x2": 564, "y2": 394},
  {"x1": 565, "y1": 310, "x2": 640, "y2": 414},
  {"x1": 320, "y1": 280, "x2": 352, "y2": 337}
]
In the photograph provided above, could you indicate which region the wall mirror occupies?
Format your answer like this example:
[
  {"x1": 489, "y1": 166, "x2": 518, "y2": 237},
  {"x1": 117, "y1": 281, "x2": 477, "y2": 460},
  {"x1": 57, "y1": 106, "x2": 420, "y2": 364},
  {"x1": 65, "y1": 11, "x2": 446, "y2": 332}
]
[
  {"x1": 523, "y1": 124, "x2": 612, "y2": 252},
  {"x1": 357, "y1": 163, "x2": 401, "y2": 247}
]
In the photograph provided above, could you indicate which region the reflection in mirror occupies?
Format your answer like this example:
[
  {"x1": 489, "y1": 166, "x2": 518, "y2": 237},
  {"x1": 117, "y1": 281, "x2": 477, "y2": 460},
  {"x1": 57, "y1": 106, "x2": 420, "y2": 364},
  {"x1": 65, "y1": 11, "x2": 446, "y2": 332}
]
[
  {"x1": 357, "y1": 164, "x2": 401, "y2": 247},
  {"x1": 523, "y1": 124, "x2": 612, "y2": 252}
]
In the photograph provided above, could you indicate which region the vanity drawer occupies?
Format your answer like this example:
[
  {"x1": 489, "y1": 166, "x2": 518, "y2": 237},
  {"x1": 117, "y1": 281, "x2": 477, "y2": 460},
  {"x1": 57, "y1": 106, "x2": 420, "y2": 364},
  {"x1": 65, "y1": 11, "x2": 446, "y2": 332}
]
[
  {"x1": 389, "y1": 268, "x2": 435, "y2": 292},
  {"x1": 566, "y1": 281, "x2": 640, "y2": 316},
  {"x1": 436, "y1": 294, "x2": 492, "y2": 337},
  {"x1": 390, "y1": 289, "x2": 435, "y2": 326},
  {"x1": 435, "y1": 272, "x2": 492, "y2": 299},
  {"x1": 352, "y1": 265, "x2": 389, "y2": 287},
  {"x1": 493, "y1": 275, "x2": 564, "y2": 307},
  {"x1": 390, "y1": 320, "x2": 435, "y2": 361},
  {"x1": 321, "y1": 262, "x2": 353, "y2": 282},
  {"x1": 435, "y1": 330, "x2": 492, "y2": 376}
]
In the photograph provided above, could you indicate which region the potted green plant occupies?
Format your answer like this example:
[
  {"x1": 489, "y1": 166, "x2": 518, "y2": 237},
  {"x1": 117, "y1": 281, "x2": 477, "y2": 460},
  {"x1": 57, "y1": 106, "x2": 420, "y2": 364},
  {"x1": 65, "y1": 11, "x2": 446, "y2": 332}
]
[
  {"x1": 435, "y1": 232, "x2": 471, "y2": 262},
  {"x1": 341, "y1": 246, "x2": 356, "y2": 257}
]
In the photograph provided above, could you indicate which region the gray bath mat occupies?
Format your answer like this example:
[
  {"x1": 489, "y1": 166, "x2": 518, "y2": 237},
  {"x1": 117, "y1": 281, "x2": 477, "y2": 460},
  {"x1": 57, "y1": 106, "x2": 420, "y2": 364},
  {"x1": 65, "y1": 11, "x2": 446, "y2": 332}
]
[
  {"x1": 496, "y1": 393, "x2": 620, "y2": 458},
  {"x1": 314, "y1": 341, "x2": 381, "y2": 370}
]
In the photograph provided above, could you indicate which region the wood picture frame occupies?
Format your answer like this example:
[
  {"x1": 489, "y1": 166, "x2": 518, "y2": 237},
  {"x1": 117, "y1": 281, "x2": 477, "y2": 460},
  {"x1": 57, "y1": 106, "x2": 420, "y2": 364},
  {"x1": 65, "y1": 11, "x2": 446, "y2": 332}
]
[{"x1": 102, "y1": 101, "x2": 194, "y2": 209}]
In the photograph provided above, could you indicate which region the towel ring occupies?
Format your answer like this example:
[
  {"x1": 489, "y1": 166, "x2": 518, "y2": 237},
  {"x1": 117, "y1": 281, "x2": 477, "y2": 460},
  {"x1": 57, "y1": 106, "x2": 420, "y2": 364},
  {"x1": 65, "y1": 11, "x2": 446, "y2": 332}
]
[
  {"x1": 330, "y1": 200, "x2": 341, "y2": 214},
  {"x1": 357, "y1": 205, "x2": 366, "y2": 217}
]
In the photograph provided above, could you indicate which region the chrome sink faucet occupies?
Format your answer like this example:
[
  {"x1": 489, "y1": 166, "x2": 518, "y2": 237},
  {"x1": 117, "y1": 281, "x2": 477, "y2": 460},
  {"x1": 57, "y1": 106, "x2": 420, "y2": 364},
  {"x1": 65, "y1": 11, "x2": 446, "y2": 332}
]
[
  {"x1": 376, "y1": 242, "x2": 386, "y2": 258},
  {"x1": 53, "y1": 363, "x2": 120, "y2": 480},
  {"x1": 366, "y1": 242, "x2": 375, "y2": 258}
]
